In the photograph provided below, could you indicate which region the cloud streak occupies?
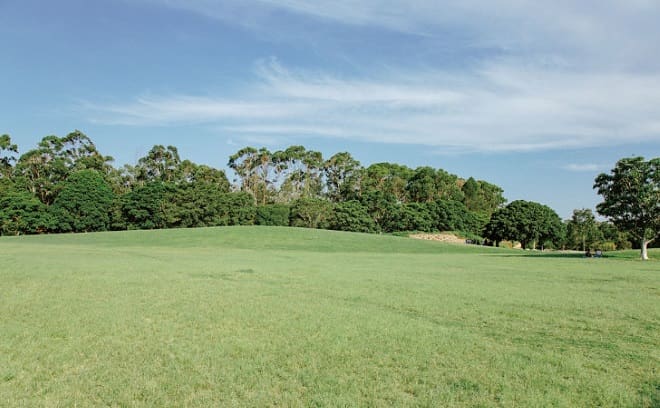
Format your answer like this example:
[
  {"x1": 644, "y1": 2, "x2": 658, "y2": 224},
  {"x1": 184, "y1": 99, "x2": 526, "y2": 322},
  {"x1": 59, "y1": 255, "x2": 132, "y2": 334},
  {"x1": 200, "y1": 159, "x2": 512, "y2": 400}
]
[{"x1": 82, "y1": 58, "x2": 660, "y2": 152}]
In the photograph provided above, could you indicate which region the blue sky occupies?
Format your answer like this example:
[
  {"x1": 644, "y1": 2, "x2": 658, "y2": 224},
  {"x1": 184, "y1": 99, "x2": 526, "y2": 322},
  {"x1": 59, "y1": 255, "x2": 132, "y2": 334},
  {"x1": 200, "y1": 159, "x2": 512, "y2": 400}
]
[{"x1": 2, "y1": 0, "x2": 659, "y2": 218}]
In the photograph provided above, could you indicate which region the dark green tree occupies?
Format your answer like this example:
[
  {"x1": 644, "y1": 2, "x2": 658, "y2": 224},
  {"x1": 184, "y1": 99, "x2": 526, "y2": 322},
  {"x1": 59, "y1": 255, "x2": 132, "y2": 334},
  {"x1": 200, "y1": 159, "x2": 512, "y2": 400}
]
[
  {"x1": 0, "y1": 186, "x2": 52, "y2": 235},
  {"x1": 50, "y1": 170, "x2": 115, "y2": 232},
  {"x1": 256, "y1": 204, "x2": 291, "y2": 226},
  {"x1": 484, "y1": 200, "x2": 564, "y2": 249},
  {"x1": 330, "y1": 200, "x2": 377, "y2": 233},
  {"x1": 594, "y1": 156, "x2": 659, "y2": 260},
  {"x1": 122, "y1": 182, "x2": 176, "y2": 230}
]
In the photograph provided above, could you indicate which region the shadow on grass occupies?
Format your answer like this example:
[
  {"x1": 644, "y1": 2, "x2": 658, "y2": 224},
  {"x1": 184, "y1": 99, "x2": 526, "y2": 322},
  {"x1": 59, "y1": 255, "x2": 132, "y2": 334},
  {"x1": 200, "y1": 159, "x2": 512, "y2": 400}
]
[{"x1": 486, "y1": 251, "x2": 605, "y2": 259}]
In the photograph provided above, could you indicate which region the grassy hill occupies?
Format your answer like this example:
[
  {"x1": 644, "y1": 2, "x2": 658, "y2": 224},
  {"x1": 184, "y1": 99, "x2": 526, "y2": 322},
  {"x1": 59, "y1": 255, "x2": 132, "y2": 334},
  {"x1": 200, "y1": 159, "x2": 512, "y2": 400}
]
[{"x1": 1, "y1": 227, "x2": 658, "y2": 406}]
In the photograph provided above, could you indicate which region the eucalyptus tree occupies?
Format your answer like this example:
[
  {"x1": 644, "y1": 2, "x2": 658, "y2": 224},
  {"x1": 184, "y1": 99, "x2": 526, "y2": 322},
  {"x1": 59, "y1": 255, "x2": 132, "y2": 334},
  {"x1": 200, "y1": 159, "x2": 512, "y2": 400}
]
[
  {"x1": 362, "y1": 163, "x2": 412, "y2": 204},
  {"x1": 0, "y1": 134, "x2": 18, "y2": 179},
  {"x1": 135, "y1": 145, "x2": 182, "y2": 184},
  {"x1": 324, "y1": 152, "x2": 363, "y2": 202},
  {"x1": 228, "y1": 147, "x2": 276, "y2": 205},
  {"x1": 14, "y1": 131, "x2": 113, "y2": 205},
  {"x1": 276, "y1": 146, "x2": 324, "y2": 201}
]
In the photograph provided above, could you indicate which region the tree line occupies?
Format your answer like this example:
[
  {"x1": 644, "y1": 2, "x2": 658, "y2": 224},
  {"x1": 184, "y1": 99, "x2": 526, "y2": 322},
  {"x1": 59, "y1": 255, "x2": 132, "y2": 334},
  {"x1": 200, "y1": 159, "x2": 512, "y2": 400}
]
[
  {"x1": 0, "y1": 131, "x2": 505, "y2": 236},
  {"x1": 1, "y1": 131, "x2": 656, "y2": 258}
]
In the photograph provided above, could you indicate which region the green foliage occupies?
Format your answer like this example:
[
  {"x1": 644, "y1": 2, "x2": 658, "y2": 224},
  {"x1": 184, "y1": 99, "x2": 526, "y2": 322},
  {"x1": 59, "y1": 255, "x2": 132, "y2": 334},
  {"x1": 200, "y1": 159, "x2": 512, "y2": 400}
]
[
  {"x1": 330, "y1": 200, "x2": 377, "y2": 233},
  {"x1": 122, "y1": 182, "x2": 175, "y2": 230},
  {"x1": 215, "y1": 192, "x2": 256, "y2": 226},
  {"x1": 484, "y1": 200, "x2": 565, "y2": 249},
  {"x1": 0, "y1": 185, "x2": 52, "y2": 235},
  {"x1": 0, "y1": 134, "x2": 18, "y2": 178},
  {"x1": 290, "y1": 198, "x2": 334, "y2": 229},
  {"x1": 50, "y1": 170, "x2": 115, "y2": 232},
  {"x1": 256, "y1": 204, "x2": 291, "y2": 226},
  {"x1": 566, "y1": 208, "x2": 603, "y2": 251},
  {"x1": 594, "y1": 156, "x2": 659, "y2": 259}
]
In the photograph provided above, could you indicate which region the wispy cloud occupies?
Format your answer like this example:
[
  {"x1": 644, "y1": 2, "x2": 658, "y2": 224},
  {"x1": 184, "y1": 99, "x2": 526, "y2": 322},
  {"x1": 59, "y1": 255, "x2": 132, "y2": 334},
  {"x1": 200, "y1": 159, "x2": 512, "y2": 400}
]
[
  {"x1": 563, "y1": 163, "x2": 605, "y2": 172},
  {"x1": 140, "y1": 0, "x2": 660, "y2": 69},
  {"x1": 81, "y1": 58, "x2": 660, "y2": 152}
]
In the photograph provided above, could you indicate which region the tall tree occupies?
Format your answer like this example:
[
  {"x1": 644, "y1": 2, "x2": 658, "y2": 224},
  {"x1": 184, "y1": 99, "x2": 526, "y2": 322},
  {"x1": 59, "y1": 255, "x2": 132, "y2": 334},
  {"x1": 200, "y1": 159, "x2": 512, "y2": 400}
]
[
  {"x1": 13, "y1": 132, "x2": 113, "y2": 204},
  {"x1": 594, "y1": 157, "x2": 659, "y2": 260},
  {"x1": 135, "y1": 145, "x2": 182, "y2": 184},
  {"x1": 324, "y1": 152, "x2": 362, "y2": 202},
  {"x1": 228, "y1": 147, "x2": 275, "y2": 205},
  {"x1": 0, "y1": 134, "x2": 18, "y2": 179},
  {"x1": 566, "y1": 209, "x2": 602, "y2": 251}
]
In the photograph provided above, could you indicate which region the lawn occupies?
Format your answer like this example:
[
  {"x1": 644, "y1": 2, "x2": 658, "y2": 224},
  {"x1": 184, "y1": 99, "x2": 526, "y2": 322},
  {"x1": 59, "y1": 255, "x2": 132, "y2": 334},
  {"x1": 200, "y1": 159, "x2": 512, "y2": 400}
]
[{"x1": 1, "y1": 227, "x2": 658, "y2": 407}]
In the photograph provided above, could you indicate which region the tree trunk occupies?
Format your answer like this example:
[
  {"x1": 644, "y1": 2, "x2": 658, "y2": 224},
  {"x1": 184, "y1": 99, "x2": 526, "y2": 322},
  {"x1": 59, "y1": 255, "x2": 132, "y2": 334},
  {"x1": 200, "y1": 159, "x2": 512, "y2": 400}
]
[{"x1": 641, "y1": 239, "x2": 649, "y2": 260}]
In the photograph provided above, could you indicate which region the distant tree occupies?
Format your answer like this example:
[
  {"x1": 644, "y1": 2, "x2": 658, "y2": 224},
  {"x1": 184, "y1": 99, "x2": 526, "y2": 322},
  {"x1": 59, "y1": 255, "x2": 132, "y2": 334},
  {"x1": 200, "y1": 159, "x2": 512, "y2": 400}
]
[
  {"x1": 50, "y1": 170, "x2": 115, "y2": 232},
  {"x1": 484, "y1": 200, "x2": 564, "y2": 250},
  {"x1": 276, "y1": 146, "x2": 324, "y2": 202},
  {"x1": 566, "y1": 209, "x2": 602, "y2": 251},
  {"x1": 256, "y1": 204, "x2": 291, "y2": 226},
  {"x1": 0, "y1": 134, "x2": 18, "y2": 179},
  {"x1": 461, "y1": 177, "x2": 506, "y2": 216},
  {"x1": 324, "y1": 152, "x2": 362, "y2": 202},
  {"x1": 13, "y1": 131, "x2": 113, "y2": 205},
  {"x1": 594, "y1": 156, "x2": 659, "y2": 260},
  {"x1": 135, "y1": 145, "x2": 182, "y2": 184},
  {"x1": 228, "y1": 147, "x2": 275, "y2": 205},
  {"x1": 363, "y1": 163, "x2": 412, "y2": 203},
  {"x1": 330, "y1": 200, "x2": 377, "y2": 233},
  {"x1": 290, "y1": 198, "x2": 334, "y2": 229},
  {"x1": 122, "y1": 182, "x2": 176, "y2": 230},
  {"x1": 0, "y1": 186, "x2": 52, "y2": 235}
]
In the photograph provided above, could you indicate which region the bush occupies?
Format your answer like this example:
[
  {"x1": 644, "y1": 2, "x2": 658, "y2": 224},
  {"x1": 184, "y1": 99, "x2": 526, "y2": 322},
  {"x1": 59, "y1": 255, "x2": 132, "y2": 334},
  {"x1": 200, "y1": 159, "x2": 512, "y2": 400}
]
[
  {"x1": 330, "y1": 200, "x2": 377, "y2": 233},
  {"x1": 256, "y1": 204, "x2": 291, "y2": 226},
  {"x1": 599, "y1": 241, "x2": 617, "y2": 252}
]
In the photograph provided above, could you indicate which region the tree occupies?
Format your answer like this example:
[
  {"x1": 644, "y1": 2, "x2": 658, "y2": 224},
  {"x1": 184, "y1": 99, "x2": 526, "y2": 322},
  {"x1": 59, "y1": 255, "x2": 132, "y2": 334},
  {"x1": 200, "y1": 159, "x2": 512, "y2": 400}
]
[
  {"x1": 0, "y1": 134, "x2": 18, "y2": 179},
  {"x1": 324, "y1": 152, "x2": 362, "y2": 202},
  {"x1": 228, "y1": 147, "x2": 275, "y2": 205},
  {"x1": 13, "y1": 132, "x2": 113, "y2": 205},
  {"x1": 50, "y1": 170, "x2": 115, "y2": 232},
  {"x1": 290, "y1": 198, "x2": 334, "y2": 229},
  {"x1": 484, "y1": 200, "x2": 564, "y2": 250},
  {"x1": 135, "y1": 145, "x2": 182, "y2": 184},
  {"x1": 0, "y1": 186, "x2": 52, "y2": 235},
  {"x1": 566, "y1": 209, "x2": 602, "y2": 251},
  {"x1": 594, "y1": 157, "x2": 659, "y2": 260},
  {"x1": 330, "y1": 200, "x2": 377, "y2": 233}
]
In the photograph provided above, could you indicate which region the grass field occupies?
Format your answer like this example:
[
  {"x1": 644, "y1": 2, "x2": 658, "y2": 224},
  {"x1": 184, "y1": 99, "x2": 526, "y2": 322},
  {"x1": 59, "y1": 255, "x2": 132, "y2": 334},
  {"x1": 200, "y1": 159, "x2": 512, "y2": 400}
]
[{"x1": 1, "y1": 227, "x2": 658, "y2": 407}]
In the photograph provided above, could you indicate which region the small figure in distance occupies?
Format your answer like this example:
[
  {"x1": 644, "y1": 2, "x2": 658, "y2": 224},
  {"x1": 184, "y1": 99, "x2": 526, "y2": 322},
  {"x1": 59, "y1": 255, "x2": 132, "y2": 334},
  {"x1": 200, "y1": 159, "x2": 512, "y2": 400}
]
[
  {"x1": 594, "y1": 249, "x2": 603, "y2": 258},
  {"x1": 585, "y1": 249, "x2": 592, "y2": 258}
]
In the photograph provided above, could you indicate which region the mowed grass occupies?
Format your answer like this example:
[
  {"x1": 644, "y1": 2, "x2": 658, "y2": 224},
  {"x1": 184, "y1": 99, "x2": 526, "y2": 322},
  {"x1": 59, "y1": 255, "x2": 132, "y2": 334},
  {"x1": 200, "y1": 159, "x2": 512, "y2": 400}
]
[{"x1": 1, "y1": 227, "x2": 658, "y2": 407}]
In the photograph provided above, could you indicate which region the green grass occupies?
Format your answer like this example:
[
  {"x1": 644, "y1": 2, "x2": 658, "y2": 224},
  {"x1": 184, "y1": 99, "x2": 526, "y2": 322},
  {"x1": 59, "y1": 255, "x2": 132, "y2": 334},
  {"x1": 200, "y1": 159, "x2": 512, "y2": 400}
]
[{"x1": 1, "y1": 226, "x2": 658, "y2": 407}]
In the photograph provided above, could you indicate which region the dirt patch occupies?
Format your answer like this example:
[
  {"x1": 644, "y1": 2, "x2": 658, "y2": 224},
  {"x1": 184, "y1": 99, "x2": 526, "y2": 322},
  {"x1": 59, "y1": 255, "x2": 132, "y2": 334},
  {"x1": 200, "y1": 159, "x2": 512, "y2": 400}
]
[{"x1": 409, "y1": 233, "x2": 467, "y2": 245}]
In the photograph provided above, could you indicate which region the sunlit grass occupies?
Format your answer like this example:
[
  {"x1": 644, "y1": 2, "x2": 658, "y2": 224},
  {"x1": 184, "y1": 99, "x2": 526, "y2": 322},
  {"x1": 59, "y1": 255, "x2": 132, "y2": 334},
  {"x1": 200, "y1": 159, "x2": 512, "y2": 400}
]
[{"x1": 1, "y1": 227, "x2": 658, "y2": 406}]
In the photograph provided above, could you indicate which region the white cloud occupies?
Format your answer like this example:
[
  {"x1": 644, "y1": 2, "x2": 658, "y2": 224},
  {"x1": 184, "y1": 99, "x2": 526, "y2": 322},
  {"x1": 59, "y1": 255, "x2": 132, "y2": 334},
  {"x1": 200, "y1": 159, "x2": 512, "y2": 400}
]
[
  {"x1": 140, "y1": 0, "x2": 660, "y2": 69},
  {"x1": 563, "y1": 163, "x2": 605, "y2": 172},
  {"x1": 82, "y1": 59, "x2": 660, "y2": 152}
]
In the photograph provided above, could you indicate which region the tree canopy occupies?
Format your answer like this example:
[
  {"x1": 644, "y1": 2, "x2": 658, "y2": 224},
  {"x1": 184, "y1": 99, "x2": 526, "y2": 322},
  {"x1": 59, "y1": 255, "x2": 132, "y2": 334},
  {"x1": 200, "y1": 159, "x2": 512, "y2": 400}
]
[{"x1": 594, "y1": 156, "x2": 659, "y2": 260}]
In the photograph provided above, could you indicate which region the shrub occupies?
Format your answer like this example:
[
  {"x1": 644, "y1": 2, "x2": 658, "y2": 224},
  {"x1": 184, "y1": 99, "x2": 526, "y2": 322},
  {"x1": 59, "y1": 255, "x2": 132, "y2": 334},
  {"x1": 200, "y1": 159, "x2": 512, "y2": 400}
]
[{"x1": 256, "y1": 204, "x2": 291, "y2": 226}]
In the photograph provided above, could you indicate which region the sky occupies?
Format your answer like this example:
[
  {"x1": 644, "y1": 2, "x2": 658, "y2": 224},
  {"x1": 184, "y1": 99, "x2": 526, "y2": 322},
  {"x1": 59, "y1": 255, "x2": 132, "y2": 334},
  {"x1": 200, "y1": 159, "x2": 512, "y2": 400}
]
[{"x1": 1, "y1": 0, "x2": 659, "y2": 218}]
